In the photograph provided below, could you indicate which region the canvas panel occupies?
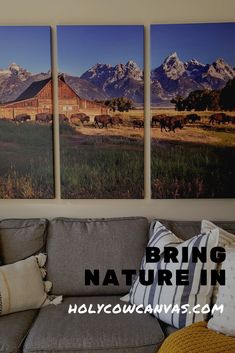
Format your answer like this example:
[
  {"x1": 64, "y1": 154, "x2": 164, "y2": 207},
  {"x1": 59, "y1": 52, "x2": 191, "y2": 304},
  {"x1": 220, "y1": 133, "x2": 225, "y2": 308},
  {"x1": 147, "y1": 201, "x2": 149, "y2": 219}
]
[
  {"x1": 0, "y1": 26, "x2": 54, "y2": 199},
  {"x1": 151, "y1": 23, "x2": 235, "y2": 199},
  {"x1": 57, "y1": 25, "x2": 144, "y2": 199}
]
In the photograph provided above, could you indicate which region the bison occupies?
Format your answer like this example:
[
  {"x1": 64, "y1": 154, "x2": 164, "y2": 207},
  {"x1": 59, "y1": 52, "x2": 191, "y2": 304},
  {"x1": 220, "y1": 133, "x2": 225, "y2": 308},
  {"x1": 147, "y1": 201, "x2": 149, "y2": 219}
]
[
  {"x1": 59, "y1": 114, "x2": 69, "y2": 123},
  {"x1": 94, "y1": 114, "x2": 112, "y2": 128},
  {"x1": 36, "y1": 113, "x2": 53, "y2": 123},
  {"x1": 111, "y1": 116, "x2": 123, "y2": 126},
  {"x1": 13, "y1": 114, "x2": 31, "y2": 123},
  {"x1": 151, "y1": 114, "x2": 167, "y2": 127},
  {"x1": 132, "y1": 119, "x2": 144, "y2": 129},
  {"x1": 171, "y1": 118, "x2": 184, "y2": 132},
  {"x1": 70, "y1": 113, "x2": 90, "y2": 125},
  {"x1": 160, "y1": 116, "x2": 184, "y2": 132},
  {"x1": 186, "y1": 113, "x2": 201, "y2": 123},
  {"x1": 209, "y1": 113, "x2": 231, "y2": 125}
]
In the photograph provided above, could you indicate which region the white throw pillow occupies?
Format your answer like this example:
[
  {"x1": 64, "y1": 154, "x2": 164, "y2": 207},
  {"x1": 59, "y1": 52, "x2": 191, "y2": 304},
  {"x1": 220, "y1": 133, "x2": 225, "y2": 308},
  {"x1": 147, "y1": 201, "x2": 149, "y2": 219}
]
[
  {"x1": 208, "y1": 245, "x2": 235, "y2": 337},
  {"x1": 0, "y1": 254, "x2": 62, "y2": 315},
  {"x1": 201, "y1": 220, "x2": 235, "y2": 304},
  {"x1": 129, "y1": 221, "x2": 219, "y2": 328},
  {"x1": 201, "y1": 220, "x2": 235, "y2": 248},
  {"x1": 120, "y1": 294, "x2": 129, "y2": 302}
]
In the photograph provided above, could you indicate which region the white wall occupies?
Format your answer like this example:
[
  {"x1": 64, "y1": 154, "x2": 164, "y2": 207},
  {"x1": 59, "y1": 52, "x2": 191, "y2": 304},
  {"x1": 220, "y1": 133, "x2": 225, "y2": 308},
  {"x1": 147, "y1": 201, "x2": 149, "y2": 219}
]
[{"x1": 0, "y1": 0, "x2": 234, "y2": 220}]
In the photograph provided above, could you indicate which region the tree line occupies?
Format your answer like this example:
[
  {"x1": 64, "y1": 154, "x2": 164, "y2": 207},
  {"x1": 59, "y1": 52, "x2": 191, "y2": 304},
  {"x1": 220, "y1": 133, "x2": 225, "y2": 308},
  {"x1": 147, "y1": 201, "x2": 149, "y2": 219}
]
[
  {"x1": 171, "y1": 77, "x2": 235, "y2": 111},
  {"x1": 95, "y1": 97, "x2": 134, "y2": 112}
]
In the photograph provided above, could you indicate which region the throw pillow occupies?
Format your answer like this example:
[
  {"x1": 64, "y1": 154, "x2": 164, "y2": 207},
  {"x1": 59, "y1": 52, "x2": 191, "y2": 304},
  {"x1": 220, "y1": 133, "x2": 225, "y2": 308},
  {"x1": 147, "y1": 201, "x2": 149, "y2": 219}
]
[
  {"x1": 207, "y1": 245, "x2": 235, "y2": 337},
  {"x1": 0, "y1": 254, "x2": 62, "y2": 316},
  {"x1": 201, "y1": 220, "x2": 235, "y2": 304},
  {"x1": 158, "y1": 321, "x2": 235, "y2": 353},
  {"x1": 130, "y1": 221, "x2": 219, "y2": 328},
  {"x1": 201, "y1": 220, "x2": 235, "y2": 248}
]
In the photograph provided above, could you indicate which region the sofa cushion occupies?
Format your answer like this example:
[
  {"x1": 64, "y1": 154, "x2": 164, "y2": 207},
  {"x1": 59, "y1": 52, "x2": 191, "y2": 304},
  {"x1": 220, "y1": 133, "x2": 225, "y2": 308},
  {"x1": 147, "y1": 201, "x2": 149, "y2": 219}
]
[
  {"x1": 155, "y1": 220, "x2": 201, "y2": 240},
  {"x1": 23, "y1": 296, "x2": 164, "y2": 353},
  {"x1": 46, "y1": 217, "x2": 148, "y2": 295},
  {"x1": 0, "y1": 309, "x2": 38, "y2": 353},
  {"x1": 156, "y1": 220, "x2": 235, "y2": 241},
  {"x1": 159, "y1": 321, "x2": 178, "y2": 337},
  {"x1": 0, "y1": 219, "x2": 48, "y2": 265}
]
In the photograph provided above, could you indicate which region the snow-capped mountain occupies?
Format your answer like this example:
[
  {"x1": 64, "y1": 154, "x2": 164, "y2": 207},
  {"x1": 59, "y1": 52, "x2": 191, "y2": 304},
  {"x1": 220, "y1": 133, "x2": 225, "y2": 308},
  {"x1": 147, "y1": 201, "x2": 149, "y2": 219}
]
[
  {"x1": 151, "y1": 52, "x2": 235, "y2": 106},
  {"x1": 80, "y1": 60, "x2": 144, "y2": 104},
  {"x1": 0, "y1": 63, "x2": 32, "y2": 82},
  {"x1": 0, "y1": 63, "x2": 50, "y2": 103}
]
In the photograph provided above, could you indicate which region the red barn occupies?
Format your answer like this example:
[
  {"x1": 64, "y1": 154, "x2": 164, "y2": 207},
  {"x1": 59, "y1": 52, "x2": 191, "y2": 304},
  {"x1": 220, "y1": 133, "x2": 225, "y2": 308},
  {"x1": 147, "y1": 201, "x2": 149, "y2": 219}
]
[{"x1": 0, "y1": 75, "x2": 108, "y2": 120}]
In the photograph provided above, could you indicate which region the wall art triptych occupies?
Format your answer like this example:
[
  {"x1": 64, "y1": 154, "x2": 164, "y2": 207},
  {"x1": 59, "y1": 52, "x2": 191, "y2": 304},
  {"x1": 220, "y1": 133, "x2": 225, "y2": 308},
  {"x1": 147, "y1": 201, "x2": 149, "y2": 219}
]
[{"x1": 0, "y1": 23, "x2": 234, "y2": 199}]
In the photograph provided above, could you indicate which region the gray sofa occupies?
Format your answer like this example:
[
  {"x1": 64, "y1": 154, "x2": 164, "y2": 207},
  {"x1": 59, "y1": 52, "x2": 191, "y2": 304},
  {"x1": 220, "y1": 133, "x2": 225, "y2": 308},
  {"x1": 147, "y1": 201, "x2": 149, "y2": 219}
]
[{"x1": 0, "y1": 217, "x2": 235, "y2": 353}]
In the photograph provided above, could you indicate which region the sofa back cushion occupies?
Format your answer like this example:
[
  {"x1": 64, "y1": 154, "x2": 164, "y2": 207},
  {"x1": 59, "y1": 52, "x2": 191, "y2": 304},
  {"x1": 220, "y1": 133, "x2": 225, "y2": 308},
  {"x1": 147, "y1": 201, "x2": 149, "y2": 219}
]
[
  {"x1": 155, "y1": 220, "x2": 235, "y2": 240},
  {"x1": 155, "y1": 220, "x2": 201, "y2": 240},
  {"x1": 0, "y1": 219, "x2": 48, "y2": 265},
  {"x1": 46, "y1": 217, "x2": 148, "y2": 296}
]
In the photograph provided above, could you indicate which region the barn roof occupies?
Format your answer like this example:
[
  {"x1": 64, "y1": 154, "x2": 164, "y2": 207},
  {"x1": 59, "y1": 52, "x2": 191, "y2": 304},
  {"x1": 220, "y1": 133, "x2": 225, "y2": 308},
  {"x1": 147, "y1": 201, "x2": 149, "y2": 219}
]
[{"x1": 15, "y1": 77, "x2": 52, "y2": 102}]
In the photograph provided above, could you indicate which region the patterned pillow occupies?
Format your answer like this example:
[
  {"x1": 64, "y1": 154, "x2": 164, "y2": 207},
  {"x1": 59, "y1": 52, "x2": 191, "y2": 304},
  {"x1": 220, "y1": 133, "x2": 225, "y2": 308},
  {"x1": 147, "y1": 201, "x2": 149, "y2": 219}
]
[
  {"x1": 208, "y1": 245, "x2": 235, "y2": 337},
  {"x1": 130, "y1": 221, "x2": 219, "y2": 328},
  {"x1": 0, "y1": 254, "x2": 62, "y2": 316}
]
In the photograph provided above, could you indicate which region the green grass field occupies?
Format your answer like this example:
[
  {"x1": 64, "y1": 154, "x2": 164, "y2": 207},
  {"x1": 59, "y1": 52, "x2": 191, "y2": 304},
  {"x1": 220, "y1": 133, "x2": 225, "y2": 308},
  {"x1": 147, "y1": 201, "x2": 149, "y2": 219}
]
[
  {"x1": 152, "y1": 140, "x2": 235, "y2": 198},
  {"x1": 1, "y1": 109, "x2": 234, "y2": 199},
  {"x1": 151, "y1": 109, "x2": 235, "y2": 198},
  {"x1": 0, "y1": 120, "x2": 54, "y2": 198},
  {"x1": 60, "y1": 123, "x2": 144, "y2": 198}
]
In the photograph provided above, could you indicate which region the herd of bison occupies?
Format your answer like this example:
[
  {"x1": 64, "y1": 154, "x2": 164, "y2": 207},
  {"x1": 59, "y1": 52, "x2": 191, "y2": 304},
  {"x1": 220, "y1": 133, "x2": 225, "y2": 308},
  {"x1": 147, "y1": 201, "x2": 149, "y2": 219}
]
[
  {"x1": 1, "y1": 111, "x2": 235, "y2": 132},
  {"x1": 0, "y1": 112, "x2": 144, "y2": 129},
  {"x1": 152, "y1": 112, "x2": 235, "y2": 133}
]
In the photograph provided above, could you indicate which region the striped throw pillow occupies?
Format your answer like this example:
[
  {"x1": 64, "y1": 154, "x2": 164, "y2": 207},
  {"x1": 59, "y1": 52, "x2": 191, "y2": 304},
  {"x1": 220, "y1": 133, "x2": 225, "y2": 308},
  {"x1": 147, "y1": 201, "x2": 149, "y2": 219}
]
[{"x1": 130, "y1": 221, "x2": 219, "y2": 328}]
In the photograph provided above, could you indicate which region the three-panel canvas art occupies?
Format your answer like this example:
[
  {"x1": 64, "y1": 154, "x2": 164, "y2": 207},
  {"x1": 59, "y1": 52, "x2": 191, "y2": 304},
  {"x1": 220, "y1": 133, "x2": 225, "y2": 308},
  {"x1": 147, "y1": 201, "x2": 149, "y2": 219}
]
[{"x1": 0, "y1": 23, "x2": 234, "y2": 199}]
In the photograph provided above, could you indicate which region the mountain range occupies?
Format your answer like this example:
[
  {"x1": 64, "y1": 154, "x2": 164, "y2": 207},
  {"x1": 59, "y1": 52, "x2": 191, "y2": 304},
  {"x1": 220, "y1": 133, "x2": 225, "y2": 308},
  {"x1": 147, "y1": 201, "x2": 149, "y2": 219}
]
[
  {"x1": 0, "y1": 61, "x2": 144, "y2": 105},
  {"x1": 0, "y1": 53, "x2": 234, "y2": 106},
  {"x1": 64, "y1": 60, "x2": 144, "y2": 104},
  {"x1": 151, "y1": 52, "x2": 235, "y2": 106}
]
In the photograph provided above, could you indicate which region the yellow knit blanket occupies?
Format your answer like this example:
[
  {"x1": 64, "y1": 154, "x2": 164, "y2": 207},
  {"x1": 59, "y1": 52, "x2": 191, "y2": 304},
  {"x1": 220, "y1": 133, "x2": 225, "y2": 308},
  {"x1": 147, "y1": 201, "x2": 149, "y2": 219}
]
[{"x1": 158, "y1": 321, "x2": 235, "y2": 353}]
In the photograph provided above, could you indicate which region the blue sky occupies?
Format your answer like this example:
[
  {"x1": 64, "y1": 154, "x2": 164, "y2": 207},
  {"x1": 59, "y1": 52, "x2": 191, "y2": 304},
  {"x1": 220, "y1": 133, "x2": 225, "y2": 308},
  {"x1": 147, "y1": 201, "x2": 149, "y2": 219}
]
[
  {"x1": 0, "y1": 26, "x2": 51, "y2": 72},
  {"x1": 57, "y1": 25, "x2": 144, "y2": 76},
  {"x1": 151, "y1": 23, "x2": 235, "y2": 69}
]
